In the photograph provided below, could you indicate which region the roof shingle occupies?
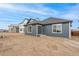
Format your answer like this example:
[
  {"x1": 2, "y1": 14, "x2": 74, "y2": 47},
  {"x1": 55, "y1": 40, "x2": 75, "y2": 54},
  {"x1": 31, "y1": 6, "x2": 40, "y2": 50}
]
[{"x1": 25, "y1": 17, "x2": 72, "y2": 25}]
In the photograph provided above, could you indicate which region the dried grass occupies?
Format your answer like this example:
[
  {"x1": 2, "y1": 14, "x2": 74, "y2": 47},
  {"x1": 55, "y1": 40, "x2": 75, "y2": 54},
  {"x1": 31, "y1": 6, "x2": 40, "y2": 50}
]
[{"x1": 0, "y1": 32, "x2": 79, "y2": 56}]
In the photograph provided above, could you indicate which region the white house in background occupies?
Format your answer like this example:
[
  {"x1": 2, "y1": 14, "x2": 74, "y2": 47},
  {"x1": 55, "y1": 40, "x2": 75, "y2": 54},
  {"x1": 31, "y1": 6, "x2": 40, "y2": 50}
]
[
  {"x1": 71, "y1": 28, "x2": 79, "y2": 31},
  {"x1": 19, "y1": 18, "x2": 28, "y2": 33},
  {"x1": 8, "y1": 24, "x2": 19, "y2": 33}
]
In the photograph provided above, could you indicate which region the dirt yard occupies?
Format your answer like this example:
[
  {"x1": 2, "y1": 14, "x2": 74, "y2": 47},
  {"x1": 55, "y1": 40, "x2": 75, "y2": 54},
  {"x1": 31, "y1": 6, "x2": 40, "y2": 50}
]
[{"x1": 0, "y1": 32, "x2": 79, "y2": 56}]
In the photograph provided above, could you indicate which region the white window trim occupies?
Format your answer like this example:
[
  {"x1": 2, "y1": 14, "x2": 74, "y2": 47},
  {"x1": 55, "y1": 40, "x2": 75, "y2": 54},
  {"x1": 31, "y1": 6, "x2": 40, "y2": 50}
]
[
  {"x1": 27, "y1": 25, "x2": 32, "y2": 33},
  {"x1": 52, "y1": 24, "x2": 62, "y2": 33}
]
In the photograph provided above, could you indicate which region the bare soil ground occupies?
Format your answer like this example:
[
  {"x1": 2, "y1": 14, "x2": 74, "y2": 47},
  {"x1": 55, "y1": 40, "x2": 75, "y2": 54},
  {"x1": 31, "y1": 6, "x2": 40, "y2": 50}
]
[{"x1": 0, "y1": 32, "x2": 79, "y2": 56}]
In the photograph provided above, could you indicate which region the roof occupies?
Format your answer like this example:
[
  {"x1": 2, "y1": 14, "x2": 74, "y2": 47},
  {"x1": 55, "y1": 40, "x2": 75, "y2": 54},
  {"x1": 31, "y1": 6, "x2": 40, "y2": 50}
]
[
  {"x1": 25, "y1": 17, "x2": 72, "y2": 25},
  {"x1": 41, "y1": 17, "x2": 72, "y2": 24},
  {"x1": 23, "y1": 17, "x2": 73, "y2": 26},
  {"x1": 26, "y1": 18, "x2": 41, "y2": 25},
  {"x1": 19, "y1": 18, "x2": 28, "y2": 24}
]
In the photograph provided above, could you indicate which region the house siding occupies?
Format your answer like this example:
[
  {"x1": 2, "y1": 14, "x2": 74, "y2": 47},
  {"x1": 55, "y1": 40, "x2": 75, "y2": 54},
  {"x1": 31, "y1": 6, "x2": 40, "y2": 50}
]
[
  {"x1": 19, "y1": 24, "x2": 24, "y2": 33},
  {"x1": 25, "y1": 22, "x2": 70, "y2": 38},
  {"x1": 43, "y1": 22, "x2": 70, "y2": 38},
  {"x1": 25, "y1": 25, "x2": 37, "y2": 35},
  {"x1": 19, "y1": 19, "x2": 28, "y2": 33}
]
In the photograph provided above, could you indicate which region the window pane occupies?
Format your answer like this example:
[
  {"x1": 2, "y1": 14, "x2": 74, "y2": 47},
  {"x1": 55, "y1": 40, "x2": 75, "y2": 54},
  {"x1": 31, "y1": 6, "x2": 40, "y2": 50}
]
[
  {"x1": 53, "y1": 29, "x2": 57, "y2": 32},
  {"x1": 52, "y1": 24, "x2": 62, "y2": 33},
  {"x1": 20, "y1": 29, "x2": 22, "y2": 31},
  {"x1": 29, "y1": 27, "x2": 31, "y2": 32},
  {"x1": 28, "y1": 26, "x2": 32, "y2": 32},
  {"x1": 53, "y1": 25, "x2": 57, "y2": 32},
  {"x1": 53, "y1": 25, "x2": 56, "y2": 29},
  {"x1": 56, "y1": 25, "x2": 62, "y2": 32}
]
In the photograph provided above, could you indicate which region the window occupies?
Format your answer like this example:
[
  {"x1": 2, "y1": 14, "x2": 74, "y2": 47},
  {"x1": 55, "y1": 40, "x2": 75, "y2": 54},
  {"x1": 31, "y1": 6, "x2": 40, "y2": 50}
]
[
  {"x1": 52, "y1": 24, "x2": 62, "y2": 33},
  {"x1": 27, "y1": 25, "x2": 32, "y2": 33},
  {"x1": 20, "y1": 29, "x2": 22, "y2": 31}
]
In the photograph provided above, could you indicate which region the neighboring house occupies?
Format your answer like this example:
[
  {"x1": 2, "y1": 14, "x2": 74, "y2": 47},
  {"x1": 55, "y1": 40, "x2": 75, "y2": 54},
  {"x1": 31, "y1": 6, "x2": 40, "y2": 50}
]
[
  {"x1": 8, "y1": 24, "x2": 19, "y2": 33},
  {"x1": 19, "y1": 18, "x2": 28, "y2": 33},
  {"x1": 21, "y1": 17, "x2": 72, "y2": 38},
  {"x1": 0, "y1": 29, "x2": 8, "y2": 32},
  {"x1": 71, "y1": 27, "x2": 79, "y2": 31}
]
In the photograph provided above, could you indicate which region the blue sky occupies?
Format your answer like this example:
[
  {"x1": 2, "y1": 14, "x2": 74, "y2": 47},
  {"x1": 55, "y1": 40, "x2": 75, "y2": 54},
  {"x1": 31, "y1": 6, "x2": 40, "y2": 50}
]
[{"x1": 0, "y1": 3, "x2": 79, "y2": 29}]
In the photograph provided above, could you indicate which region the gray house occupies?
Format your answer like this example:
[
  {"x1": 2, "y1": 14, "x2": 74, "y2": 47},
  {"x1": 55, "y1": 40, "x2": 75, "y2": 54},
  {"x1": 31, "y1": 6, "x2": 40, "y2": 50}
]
[{"x1": 23, "y1": 17, "x2": 72, "y2": 38}]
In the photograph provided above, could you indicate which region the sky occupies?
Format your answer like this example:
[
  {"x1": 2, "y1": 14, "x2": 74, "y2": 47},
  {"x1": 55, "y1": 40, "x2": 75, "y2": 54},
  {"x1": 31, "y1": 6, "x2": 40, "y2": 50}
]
[{"x1": 0, "y1": 3, "x2": 79, "y2": 29}]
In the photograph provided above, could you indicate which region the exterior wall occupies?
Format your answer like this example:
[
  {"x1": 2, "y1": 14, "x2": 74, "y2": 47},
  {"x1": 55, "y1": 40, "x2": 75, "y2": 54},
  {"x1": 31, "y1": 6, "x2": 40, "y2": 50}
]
[
  {"x1": 9, "y1": 27, "x2": 15, "y2": 32},
  {"x1": 19, "y1": 24, "x2": 25, "y2": 33},
  {"x1": 25, "y1": 22, "x2": 71, "y2": 38},
  {"x1": 16, "y1": 27, "x2": 19, "y2": 33},
  {"x1": 19, "y1": 20, "x2": 28, "y2": 34},
  {"x1": 9, "y1": 27, "x2": 12, "y2": 32},
  {"x1": 43, "y1": 22, "x2": 70, "y2": 38},
  {"x1": 25, "y1": 25, "x2": 37, "y2": 35},
  {"x1": 9, "y1": 25, "x2": 19, "y2": 33},
  {"x1": 9, "y1": 27, "x2": 19, "y2": 33}
]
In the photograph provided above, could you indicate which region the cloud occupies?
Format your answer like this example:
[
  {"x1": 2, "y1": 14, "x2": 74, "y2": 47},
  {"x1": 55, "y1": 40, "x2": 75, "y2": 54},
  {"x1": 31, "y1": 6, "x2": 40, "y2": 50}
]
[
  {"x1": 1, "y1": 3, "x2": 79, "y2": 29},
  {"x1": 0, "y1": 3, "x2": 59, "y2": 16},
  {"x1": 0, "y1": 18, "x2": 20, "y2": 23},
  {"x1": 61, "y1": 13, "x2": 79, "y2": 20},
  {"x1": 0, "y1": 18, "x2": 20, "y2": 29},
  {"x1": 60, "y1": 4, "x2": 79, "y2": 20},
  {"x1": 0, "y1": 3, "x2": 16, "y2": 10},
  {"x1": 59, "y1": 4, "x2": 79, "y2": 29}
]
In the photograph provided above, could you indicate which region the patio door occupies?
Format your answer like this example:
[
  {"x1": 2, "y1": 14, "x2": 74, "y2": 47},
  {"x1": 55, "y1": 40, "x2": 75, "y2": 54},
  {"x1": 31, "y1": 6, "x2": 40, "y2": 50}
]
[{"x1": 38, "y1": 25, "x2": 42, "y2": 34}]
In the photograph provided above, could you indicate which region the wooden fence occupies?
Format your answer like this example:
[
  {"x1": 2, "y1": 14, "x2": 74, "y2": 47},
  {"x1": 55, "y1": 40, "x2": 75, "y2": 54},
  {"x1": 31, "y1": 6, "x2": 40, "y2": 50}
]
[{"x1": 71, "y1": 31, "x2": 79, "y2": 36}]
